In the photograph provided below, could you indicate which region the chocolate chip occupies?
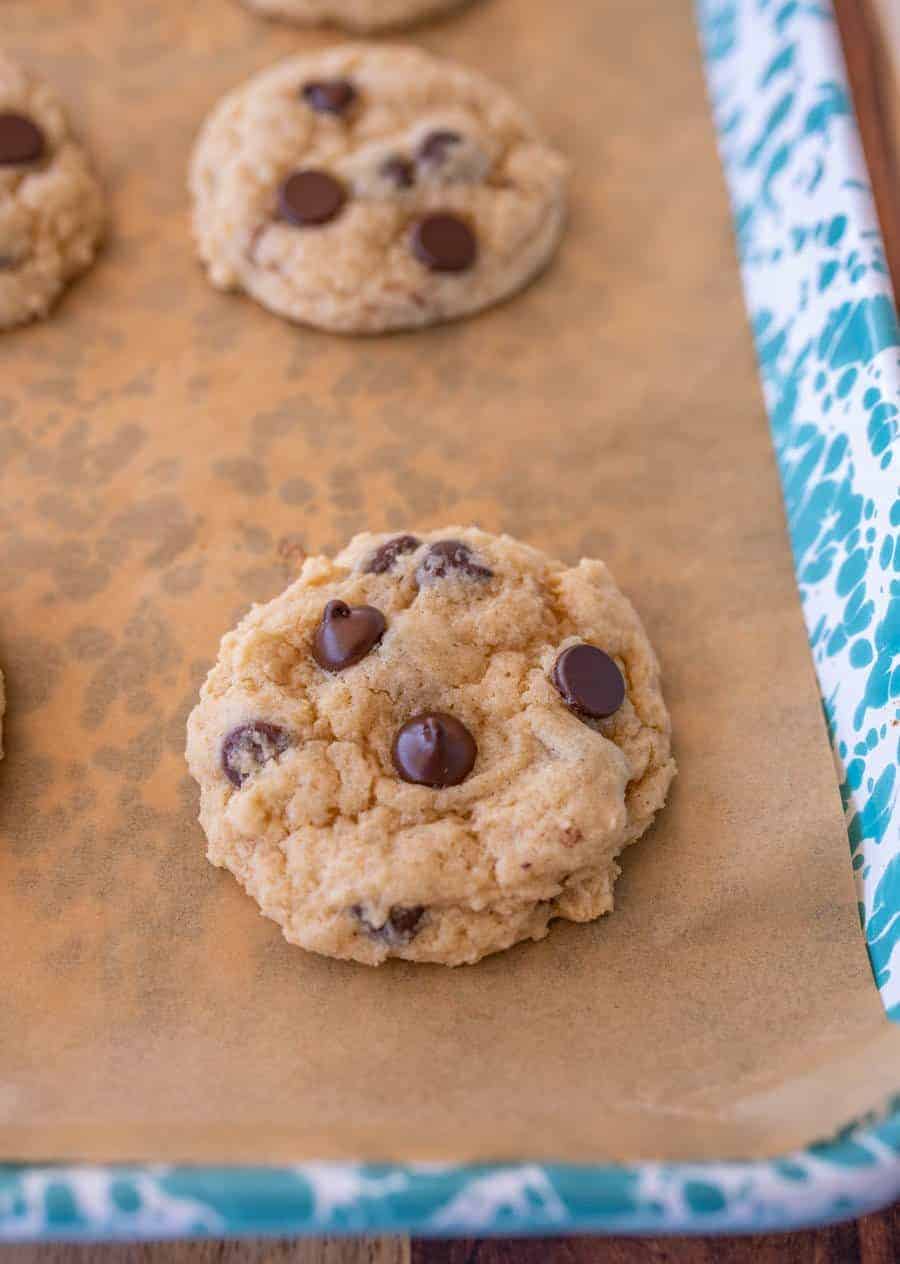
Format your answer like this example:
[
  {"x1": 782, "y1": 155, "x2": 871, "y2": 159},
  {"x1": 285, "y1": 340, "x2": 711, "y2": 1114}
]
[
  {"x1": 379, "y1": 156, "x2": 415, "y2": 189},
  {"x1": 0, "y1": 113, "x2": 45, "y2": 166},
  {"x1": 278, "y1": 170, "x2": 346, "y2": 226},
  {"x1": 312, "y1": 599, "x2": 386, "y2": 671},
  {"x1": 417, "y1": 129, "x2": 462, "y2": 166},
  {"x1": 366, "y1": 534, "x2": 421, "y2": 574},
  {"x1": 301, "y1": 79, "x2": 357, "y2": 115},
  {"x1": 416, "y1": 539, "x2": 493, "y2": 585},
  {"x1": 392, "y1": 712, "x2": 477, "y2": 788},
  {"x1": 222, "y1": 722, "x2": 291, "y2": 788},
  {"x1": 410, "y1": 213, "x2": 477, "y2": 273},
  {"x1": 352, "y1": 904, "x2": 426, "y2": 947},
  {"x1": 552, "y1": 644, "x2": 626, "y2": 720}
]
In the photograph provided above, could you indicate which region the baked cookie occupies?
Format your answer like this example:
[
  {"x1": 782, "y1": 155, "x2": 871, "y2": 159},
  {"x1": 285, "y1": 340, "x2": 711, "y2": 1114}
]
[
  {"x1": 241, "y1": 0, "x2": 468, "y2": 32},
  {"x1": 189, "y1": 45, "x2": 566, "y2": 333},
  {"x1": 0, "y1": 54, "x2": 104, "y2": 330},
  {"x1": 187, "y1": 528, "x2": 675, "y2": 966},
  {"x1": 0, "y1": 669, "x2": 4, "y2": 761}
]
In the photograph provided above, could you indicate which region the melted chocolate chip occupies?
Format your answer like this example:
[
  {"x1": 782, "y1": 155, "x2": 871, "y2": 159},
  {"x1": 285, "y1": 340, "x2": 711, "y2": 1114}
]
[
  {"x1": 379, "y1": 155, "x2": 415, "y2": 189},
  {"x1": 352, "y1": 904, "x2": 426, "y2": 947},
  {"x1": 366, "y1": 534, "x2": 421, "y2": 574},
  {"x1": 410, "y1": 213, "x2": 477, "y2": 273},
  {"x1": 278, "y1": 170, "x2": 346, "y2": 226},
  {"x1": 416, "y1": 539, "x2": 493, "y2": 585},
  {"x1": 301, "y1": 79, "x2": 357, "y2": 115},
  {"x1": 222, "y1": 722, "x2": 291, "y2": 788},
  {"x1": 392, "y1": 712, "x2": 477, "y2": 788},
  {"x1": 552, "y1": 644, "x2": 626, "y2": 720},
  {"x1": 0, "y1": 112, "x2": 45, "y2": 166},
  {"x1": 312, "y1": 599, "x2": 386, "y2": 671},
  {"x1": 417, "y1": 129, "x2": 462, "y2": 166}
]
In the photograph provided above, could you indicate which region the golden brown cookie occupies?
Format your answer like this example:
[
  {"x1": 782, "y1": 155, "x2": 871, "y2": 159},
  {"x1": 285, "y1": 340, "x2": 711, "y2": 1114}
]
[
  {"x1": 187, "y1": 528, "x2": 675, "y2": 966},
  {"x1": 189, "y1": 45, "x2": 566, "y2": 332},
  {"x1": 0, "y1": 53, "x2": 104, "y2": 330}
]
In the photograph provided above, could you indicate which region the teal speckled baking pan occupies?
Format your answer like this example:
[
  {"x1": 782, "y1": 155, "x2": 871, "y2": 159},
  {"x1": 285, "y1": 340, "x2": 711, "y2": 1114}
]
[{"x1": 1, "y1": 0, "x2": 898, "y2": 1240}]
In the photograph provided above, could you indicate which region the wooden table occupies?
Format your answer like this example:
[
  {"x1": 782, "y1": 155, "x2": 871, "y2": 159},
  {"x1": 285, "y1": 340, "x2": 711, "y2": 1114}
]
[
  {"x1": 1, "y1": 1206, "x2": 899, "y2": 1263},
  {"x1": 4, "y1": 3, "x2": 898, "y2": 1262}
]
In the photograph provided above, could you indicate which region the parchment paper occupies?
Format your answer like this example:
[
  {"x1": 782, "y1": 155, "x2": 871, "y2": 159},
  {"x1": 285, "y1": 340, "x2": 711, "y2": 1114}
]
[{"x1": 1, "y1": 0, "x2": 897, "y2": 1165}]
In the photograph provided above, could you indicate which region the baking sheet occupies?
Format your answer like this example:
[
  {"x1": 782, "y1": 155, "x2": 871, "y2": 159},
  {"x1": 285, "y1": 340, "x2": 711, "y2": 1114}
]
[{"x1": 0, "y1": 0, "x2": 897, "y2": 1165}]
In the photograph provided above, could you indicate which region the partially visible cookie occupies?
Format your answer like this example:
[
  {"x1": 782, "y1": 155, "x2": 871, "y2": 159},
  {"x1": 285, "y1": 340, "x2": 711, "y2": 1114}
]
[
  {"x1": 0, "y1": 54, "x2": 104, "y2": 330},
  {"x1": 241, "y1": 0, "x2": 468, "y2": 31},
  {"x1": 186, "y1": 527, "x2": 675, "y2": 966},
  {"x1": 189, "y1": 45, "x2": 567, "y2": 333},
  {"x1": 0, "y1": 669, "x2": 4, "y2": 761}
]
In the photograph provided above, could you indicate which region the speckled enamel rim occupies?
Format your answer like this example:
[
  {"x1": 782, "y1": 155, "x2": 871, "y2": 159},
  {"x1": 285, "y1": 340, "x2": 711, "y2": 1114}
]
[{"x1": 2, "y1": 0, "x2": 898, "y2": 1241}]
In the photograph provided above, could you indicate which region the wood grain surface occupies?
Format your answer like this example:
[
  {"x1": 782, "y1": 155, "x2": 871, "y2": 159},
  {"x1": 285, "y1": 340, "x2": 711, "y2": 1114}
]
[
  {"x1": 0, "y1": 1241, "x2": 408, "y2": 1263},
  {"x1": 834, "y1": 0, "x2": 900, "y2": 294},
  {"x1": 4, "y1": 2, "x2": 898, "y2": 1263},
  {"x1": 2, "y1": 1201, "x2": 899, "y2": 1264}
]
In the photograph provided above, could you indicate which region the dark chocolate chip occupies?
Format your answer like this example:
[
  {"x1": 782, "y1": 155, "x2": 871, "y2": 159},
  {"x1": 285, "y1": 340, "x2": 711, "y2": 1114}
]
[
  {"x1": 416, "y1": 539, "x2": 493, "y2": 585},
  {"x1": 352, "y1": 904, "x2": 426, "y2": 947},
  {"x1": 312, "y1": 599, "x2": 386, "y2": 671},
  {"x1": 552, "y1": 644, "x2": 626, "y2": 720},
  {"x1": 301, "y1": 79, "x2": 357, "y2": 115},
  {"x1": 379, "y1": 155, "x2": 415, "y2": 189},
  {"x1": 366, "y1": 534, "x2": 421, "y2": 574},
  {"x1": 410, "y1": 213, "x2": 477, "y2": 273},
  {"x1": 278, "y1": 170, "x2": 346, "y2": 226},
  {"x1": 392, "y1": 712, "x2": 477, "y2": 788},
  {"x1": 0, "y1": 112, "x2": 45, "y2": 166},
  {"x1": 222, "y1": 722, "x2": 291, "y2": 788},
  {"x1": 417, "y1": 129, "x2": 462, "y2": 166}
]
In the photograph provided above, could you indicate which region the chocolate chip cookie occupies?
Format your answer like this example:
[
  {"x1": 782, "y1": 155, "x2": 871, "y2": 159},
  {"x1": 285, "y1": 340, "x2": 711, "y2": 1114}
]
[
  {"x1": 0, "y1": 54, "x2": 104, "y2": 330},
  {"x1": 241, "y1": 0, "x2": 469, "y2": 32},
  {"x1": 189, "y1": 45, "x2": 567, "y2": 332},
  {"x1": 186, "y1": 528, "x2": 675, "y2": 966}
]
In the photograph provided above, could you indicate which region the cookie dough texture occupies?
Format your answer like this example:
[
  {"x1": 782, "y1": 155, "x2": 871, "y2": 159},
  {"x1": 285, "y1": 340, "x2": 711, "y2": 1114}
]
[
  {"x1": 189, "y1": 45, "x2": 567, "y2": 332},
  {"x1": 241, "y1": 0, "x2": 467, "y2": 31},
  {"x1": 187, "y1": 527, "x2": 675, "y2": 966},
  {"x1": 0, "y1": 54, "x2": 104, "y2": 330}
]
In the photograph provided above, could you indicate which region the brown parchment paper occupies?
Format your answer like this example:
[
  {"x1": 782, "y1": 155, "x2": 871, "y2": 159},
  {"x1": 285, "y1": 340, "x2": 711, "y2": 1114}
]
[{"x1": 0, "y1": 0, "x2": 897, "y2": 1166}]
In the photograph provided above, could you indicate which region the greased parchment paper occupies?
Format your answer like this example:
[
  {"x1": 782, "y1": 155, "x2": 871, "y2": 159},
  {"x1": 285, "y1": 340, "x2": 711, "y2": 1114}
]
[{"x1": 1, "y1": 0, "x2": 897, "y2": 1165}]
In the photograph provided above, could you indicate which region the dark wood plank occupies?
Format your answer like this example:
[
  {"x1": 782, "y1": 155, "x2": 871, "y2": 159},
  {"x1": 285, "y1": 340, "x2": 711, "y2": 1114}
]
[
  {"x1": 857, "y1": 1197, "x2": 900, "y2": 1264},
  {"x1": 0, "y1": 1237, "x2": 408, "y2": 1263},
  {"x1": 410, "y1": 1203, "x2": 899, "y2": 1263},
  {"x1": 3, "y1": 1208, "x2": 896, "y2": 1264},
  {"x1": 833, "y1": 0, "x2": 900, "y2": 298}
]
